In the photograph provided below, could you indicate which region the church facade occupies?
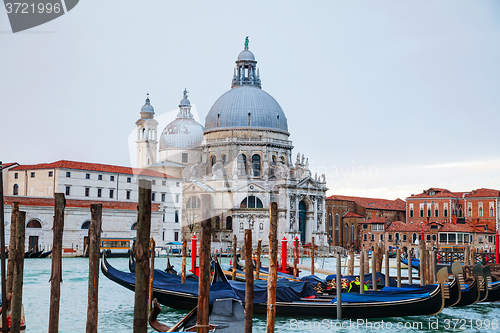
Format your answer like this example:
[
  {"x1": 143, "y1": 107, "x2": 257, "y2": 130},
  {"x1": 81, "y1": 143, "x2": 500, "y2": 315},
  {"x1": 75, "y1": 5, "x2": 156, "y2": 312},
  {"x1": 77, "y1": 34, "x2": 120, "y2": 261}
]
[{"x1": 138, "y1": 41, "x2": 328, "y2": 247}]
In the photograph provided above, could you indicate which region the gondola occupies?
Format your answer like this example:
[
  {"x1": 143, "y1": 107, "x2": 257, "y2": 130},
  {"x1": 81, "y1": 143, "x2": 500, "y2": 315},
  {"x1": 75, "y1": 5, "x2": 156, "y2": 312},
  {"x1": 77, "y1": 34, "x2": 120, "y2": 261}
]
[
  {"x1": 149, "y1": 298, "x2": 244, "y2": 332},
  {"x1": 29, "y1": 249, "x2": 44, "y2": 258},
  {"x1": 102, "y1": 252, "x2": 449, "y2": 319},
  {"x1": 478, "y1": 265, "x2": 491, "y2": 302},
  {"x1": 39, "y1": 250, "x2": 52, "y2": 258},
  {"x1": 401, "y1": 257, "x2": 420, "y2": 270},
  {"x1": 485, "y1": 280, "x2": 500, "y2": 302},
  {"x1": 454, "y1": 263, "x2": 482, "y2": 307},
  {"x1": 24, "y1": 250, "x2": 33, "y2": 258},
  {"x1": 443, "y1": 262, "x2": 462, "y2": 307}
]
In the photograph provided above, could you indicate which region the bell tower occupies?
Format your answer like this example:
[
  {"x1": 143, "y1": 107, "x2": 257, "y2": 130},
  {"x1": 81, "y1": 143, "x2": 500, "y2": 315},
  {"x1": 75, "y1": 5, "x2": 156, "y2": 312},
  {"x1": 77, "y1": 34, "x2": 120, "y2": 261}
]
[{"x1": 135, "y1": 93, "x2": 158, "y2": 168}]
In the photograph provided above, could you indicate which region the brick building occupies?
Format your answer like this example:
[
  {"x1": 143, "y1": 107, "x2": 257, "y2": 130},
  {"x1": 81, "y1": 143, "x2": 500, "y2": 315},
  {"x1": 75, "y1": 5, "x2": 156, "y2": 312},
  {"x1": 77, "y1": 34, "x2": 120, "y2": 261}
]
[
  {"x1": 381, "y1": 220, "x2": 495, "y2": 253},
  {"x1": 325, "y1": 195, "x2": 406, "y2": 248},
  {"x1": 406, "y1": 188, "x2": 500, "y2": 232}
]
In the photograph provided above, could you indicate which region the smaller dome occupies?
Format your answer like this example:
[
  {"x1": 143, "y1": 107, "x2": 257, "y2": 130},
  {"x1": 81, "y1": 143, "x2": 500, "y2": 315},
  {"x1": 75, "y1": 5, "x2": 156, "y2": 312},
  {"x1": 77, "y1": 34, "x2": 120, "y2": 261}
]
[
  {"x1": 237, "y1": 50, "x2": 255, "y2": 62},
  {"x1": 141, "y1": 94, "x2": 154, "y2": 113},
  {"x1": 179, "y1": 98, "x2": 190, "y2": 107},
  {"x1": 159, "y1": 118, "x2": 204, "y2": 150}
]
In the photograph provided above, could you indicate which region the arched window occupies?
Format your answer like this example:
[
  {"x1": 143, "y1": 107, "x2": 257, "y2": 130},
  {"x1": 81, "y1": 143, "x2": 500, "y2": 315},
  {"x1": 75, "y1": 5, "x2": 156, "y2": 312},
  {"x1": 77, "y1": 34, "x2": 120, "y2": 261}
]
[
  {"x1": 240, "y1": 196, "x2": 263, "y2": 209},
  {"x1": 351, "y1": 224, "x2": 355, "y2": 243},
  {"x1": 272, "y1": 155, "x2": 277, "y2": 166},
  {"x1": 412, "y1": 233, "x2": 417, "y2": 243},
  {"x1": 280, "y1": 156, "x2": 285, "y2": 164},
  {"x1": 479, "y1": 207, "x2": 483, "y2": 217},
  {"x1": 252, "y1": 154, "x2": 261, "y2": 177},
  {"x1": 238, "y1": 154, "x2": 247, "y2": 176},
  {"x1": 222, "y1": 155, "x2": 226, "y2": 165},
  {"x1": 174, "y1": 210, "x2": 179, "y2": 223},
  {"x1": 335, "y1": 214, "x2": 339, "y2": 244},
  {"x1": 13, "y1": 184, "x2": 18, "y2": 195},
  {"x1": 226, "y1": 216, "x2": 233, "y2": 230},
  {"x1": 211, "y1": 155, "x2": 216, "y2": 167},
  {"x1": 131, "y1": 223, "x2": 137, "y2": 230},
  {"x1": 380, "y1": 234, "x2": 384, "y2": 242},
  {"x1": 344, "y1": 224, "x2": 348, "y2": 243},
  {"x1": 27, "y1": 220, "x2": 42, "y2": 228},
  {"x1": 214, "y1": 216, "x2": 220, "y2": 230},
  {"x1": 395, "y1": 232, "x2": 399, "y2": 241},
  {"x1": 403, "y1": 234, "x2": 407, "y2": 242},
  {"x1": 81, "y1": 221, "x2": 90, "y2": 229},
  {"x1": 186, "y1": 196, "x2": 200, "y2": 209}
]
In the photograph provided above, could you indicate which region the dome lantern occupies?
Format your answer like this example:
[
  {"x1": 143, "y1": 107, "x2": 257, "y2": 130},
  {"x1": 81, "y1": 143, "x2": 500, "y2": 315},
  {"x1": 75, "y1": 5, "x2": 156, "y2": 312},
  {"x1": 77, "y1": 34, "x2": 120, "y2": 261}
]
[
  {"x1": 232, "y1": 37, "x2": 261, "y2": 89},
  {"x1": 140, "y1": 93, "x2": 155, "y2": 119},
  {"x1": 204, "y1": 39, "x2": 288, "y2": 134},
  {"x1": 159, "y1": 90, "x2": 204, "y2": 150}
]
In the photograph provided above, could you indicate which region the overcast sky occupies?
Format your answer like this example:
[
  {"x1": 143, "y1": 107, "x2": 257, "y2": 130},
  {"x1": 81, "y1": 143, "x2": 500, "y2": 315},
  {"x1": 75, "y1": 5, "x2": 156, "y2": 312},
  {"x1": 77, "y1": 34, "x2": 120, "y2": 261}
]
[{"x1": 1, "y1": 1, "x2": 499, "y2": 200}]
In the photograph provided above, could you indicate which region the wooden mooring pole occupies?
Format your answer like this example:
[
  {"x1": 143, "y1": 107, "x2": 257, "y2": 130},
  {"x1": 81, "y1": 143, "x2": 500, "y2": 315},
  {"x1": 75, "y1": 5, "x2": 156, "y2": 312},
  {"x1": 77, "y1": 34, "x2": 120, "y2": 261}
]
[
  {"x1": 149, "y1": 238, "x2": 155, "y2": 313},
  {"x1": 266, "y1": 202, "x2": 278, "y2": 333},
  {"x1": 311, "y1": 236, "x2": 315, "y2": 275},
  {"x1": 48, "y1": 193, "x2": 65, "y2": 333},
  {"x1": 419, "y1": 241, "x2": 426, "y2": 286},
  {"x1": 336, "y1": 252, "x2": 342, "y2": 320},
  {"x1": 359, "y1": 249, "x2": 365, "y2": 294},
  {"x1": 6, "y1": 202, "x2": 19, "y2": 295},
  {"x1": 86, "y1": 204, "x2": 102, "y2": 333},
  {"x1": 244, "y1": 229, "x2": 254, "y2": 333},
  {"x1": 181, "y1": 239, "x2": 187, "y2": 283},
  {"x1": 364, "y1": 250, "x2": 369, "y2": 275},
  {"x1": 408, "y1": 249, "x2": 413, "y2": 285},
  {"x1": 372, "y1": 249, "x2": 377, "y2": 291},
  {"x1": 348, "y1": 247, "x2": 355, "y2": 276},
  {"x1": 256, "y1": 238, "x2": 262, "y2": 280},
  {"x1": 197, "y1": 194, "x2": 212, "y2": 333},
  {"x1": 134, "y1": 179, "x2": 151, "y2": 333},
  {"x1": 293, "y1": 237, "x2": 298, "y2": 279},
  {"x1": 11, "y1": 211, "x2": 26, "y2": 333},
  {"x1": 396, "y1": 248, "x2": 401, "y2": 288},
  {"x1": 385, "y1": 250, "x2": 390, "y2": 287},
  {"x1": 232, "y1": 235, "x2": 237, "y2": 281}
]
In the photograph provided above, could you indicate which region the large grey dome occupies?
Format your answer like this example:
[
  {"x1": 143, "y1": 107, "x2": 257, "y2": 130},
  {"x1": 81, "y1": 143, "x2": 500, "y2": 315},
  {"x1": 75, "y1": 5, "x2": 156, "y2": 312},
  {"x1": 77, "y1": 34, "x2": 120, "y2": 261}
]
[
  {"x1": 159, "y1": 118, "x2": 204, "y2": 149},
  {"x1": 204, "y1": 86, "x2": 288, "y2": 133}
]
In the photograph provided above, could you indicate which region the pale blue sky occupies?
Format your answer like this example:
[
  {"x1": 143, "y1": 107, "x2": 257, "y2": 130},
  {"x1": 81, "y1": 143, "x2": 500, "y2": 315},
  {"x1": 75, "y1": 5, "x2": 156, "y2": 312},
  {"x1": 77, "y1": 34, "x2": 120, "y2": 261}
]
[{"x1": 1, "y1": 1, "x2": 499, "y2": 199}]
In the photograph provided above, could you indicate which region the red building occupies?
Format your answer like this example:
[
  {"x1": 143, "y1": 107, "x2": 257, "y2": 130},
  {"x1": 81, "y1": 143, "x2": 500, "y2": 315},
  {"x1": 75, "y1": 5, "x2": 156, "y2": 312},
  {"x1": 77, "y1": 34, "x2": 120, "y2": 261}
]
[{"x1": 406, "y1": 188, "x2": 500, "y2": 232}]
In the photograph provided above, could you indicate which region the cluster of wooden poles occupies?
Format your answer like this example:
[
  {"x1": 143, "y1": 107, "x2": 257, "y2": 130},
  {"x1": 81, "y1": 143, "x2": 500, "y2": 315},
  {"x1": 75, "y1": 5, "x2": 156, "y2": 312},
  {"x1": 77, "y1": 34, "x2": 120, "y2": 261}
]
[
  {"x1": 0, "y1": 162, "x2": 105, "y2": 333},
  {"x1": 131, "y1": 182, "x2": 284, "y2": 333}
]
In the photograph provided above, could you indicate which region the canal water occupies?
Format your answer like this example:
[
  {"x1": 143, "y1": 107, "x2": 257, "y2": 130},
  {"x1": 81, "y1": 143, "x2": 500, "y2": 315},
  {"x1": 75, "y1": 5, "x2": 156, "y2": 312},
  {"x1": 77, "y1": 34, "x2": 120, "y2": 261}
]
[{"x1": 16, "y1": 256, "x2": 500, "y2": 332}]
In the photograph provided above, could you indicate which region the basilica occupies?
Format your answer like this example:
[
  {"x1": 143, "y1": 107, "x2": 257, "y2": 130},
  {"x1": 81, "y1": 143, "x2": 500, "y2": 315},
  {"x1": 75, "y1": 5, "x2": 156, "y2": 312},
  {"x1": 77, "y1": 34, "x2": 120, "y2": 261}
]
[{"x1": 136, "y1": 41, "x2": 328, "y2": 247}]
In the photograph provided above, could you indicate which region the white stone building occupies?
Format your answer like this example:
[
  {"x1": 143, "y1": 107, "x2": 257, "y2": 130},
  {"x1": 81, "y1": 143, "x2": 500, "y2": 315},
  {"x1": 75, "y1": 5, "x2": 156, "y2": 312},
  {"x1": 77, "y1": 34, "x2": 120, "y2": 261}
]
[{"x1": 2, "y1": 160, "x2": 182, "y2": 254}]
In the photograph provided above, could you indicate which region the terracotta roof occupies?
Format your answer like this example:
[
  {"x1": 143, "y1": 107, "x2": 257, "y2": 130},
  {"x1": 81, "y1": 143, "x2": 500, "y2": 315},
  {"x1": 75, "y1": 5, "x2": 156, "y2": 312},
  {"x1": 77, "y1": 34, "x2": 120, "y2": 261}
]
[
  {"x1": 3, "y1": 196, "x2": 161, "y2": 211},
  {"x1": 408, "y1": 187, "x2": 500, "y2": 200},
  {"x1": 10, "y1": 160, "x2": 179, "y2": 179},
  {"x1": 386, "y1": 221, "x2": 424, "y2": 232},
  {"x1": 362, "y1": 217, "x2": 390, "y2": 224},
  {"x1": 464, "y1": 188, "x2": 500, "y2": 198},
  {"x1": 407, "y1": 188, "x2": 460, "y2": 199},
  {"x1": 1, "y1": 163, "x2": 18, "y2": 169},
  {"x1": 343, "y1": 211, "x2": 364, "y2": 218},
  {"x1": 326, "y1": 195, "x2": 405, "y2": 211}
]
